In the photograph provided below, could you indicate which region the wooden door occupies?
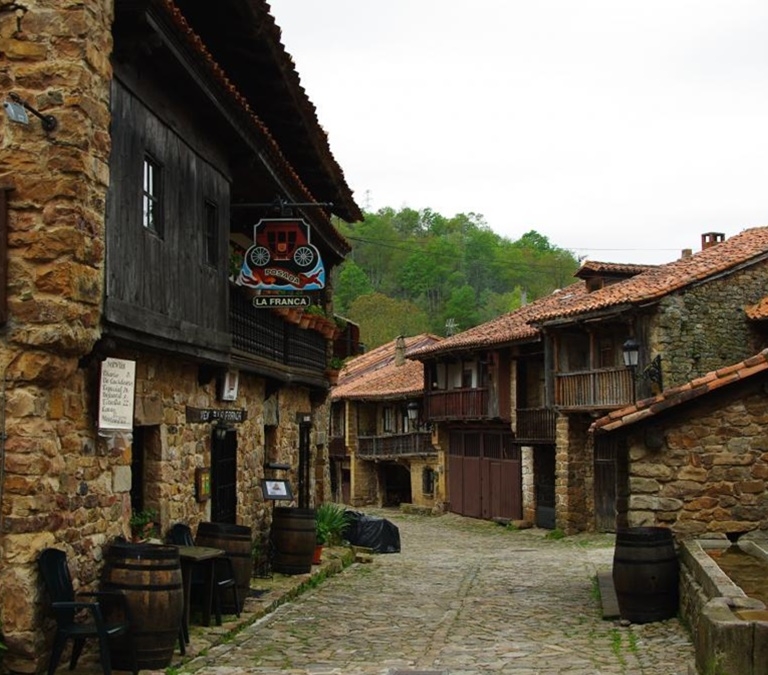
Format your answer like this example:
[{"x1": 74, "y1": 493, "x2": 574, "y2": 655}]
[
  {"x1": 211, "y1": 427, "x2": 237, "y2": 523},
  {"x1": 534, "y1": 445, "x2": 556, "y2": 529},
  {"x1": 594, "y1": 435, "x2": 627, "y2": 532}
]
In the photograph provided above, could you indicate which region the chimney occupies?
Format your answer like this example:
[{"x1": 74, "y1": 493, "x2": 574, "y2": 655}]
[
  {"x1": 394, "y1": 335, "x2": 406, "y2": 367},
  {"x1": 680, "y1": 248, "x2": 692, "y2": 259},
  {"x1": 701, "y1": 232, "x2": 725, "y2": 250}
]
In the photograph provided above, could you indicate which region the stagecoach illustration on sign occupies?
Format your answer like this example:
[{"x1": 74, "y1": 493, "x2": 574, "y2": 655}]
[{"x1": 238, "y1": 218, "x2": 325, "y2": 291}]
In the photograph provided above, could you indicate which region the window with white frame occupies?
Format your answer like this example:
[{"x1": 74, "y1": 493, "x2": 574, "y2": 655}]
[{"x1": 142, "y1": 155, "x2": 163, "y2": 235}]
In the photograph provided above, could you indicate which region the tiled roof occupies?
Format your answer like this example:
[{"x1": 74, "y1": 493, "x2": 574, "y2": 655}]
[
  {"x1": 156, "y1": 0, "x2": 359, "y2": 243},
  {"x1": 591, "y1": 348, "x2": 768, "y2": 433},
  {"x1": 534, "y1": 227, "x2": 768, "y2": 325},
  {"x1": 410, "y1": 226, "x2": 768, "y2": 359},
  {"x1": 745, "y1": 296, "x2": 768, "y2": 320},
  {"x1": 575, "y1": 260, "x2": 658, "y2": 278},
  {"x1": 408, "y1": 283, "x2": 589, "y2": 358},
  {"x1": 331, "y1": 334, "x2": 441, "y2": 400}
]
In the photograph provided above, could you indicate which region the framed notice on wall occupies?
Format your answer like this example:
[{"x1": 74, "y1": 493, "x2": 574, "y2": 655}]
[{"x1": 98, "y1": 357, "x2": 136, "y2": 431}]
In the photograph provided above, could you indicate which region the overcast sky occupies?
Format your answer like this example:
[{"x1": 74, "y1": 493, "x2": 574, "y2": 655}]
[{"x1": 268, "y1": 1, "x2": 768, "y2": 265}]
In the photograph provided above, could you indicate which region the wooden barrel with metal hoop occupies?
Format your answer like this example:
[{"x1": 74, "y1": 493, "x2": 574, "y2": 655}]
[
  {"x1": 612, "y1": 526, "x2": 679, "y2": 624},
  {"x1": 102, "y1": 541, "x2": 183, "y2": 670},
  {"x1": 270, "y1": 507, "x2": 316, "y2": 574},
  {"x1": 195, "y1": 521, "x2": 252, "y2": 612}
]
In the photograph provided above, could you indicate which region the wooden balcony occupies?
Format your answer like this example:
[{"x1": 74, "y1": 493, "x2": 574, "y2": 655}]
[
  {"x1": 555, "y1": 367, "x2": 634, "y2": 409},
  {"x1": 357, "y1": 431, "x2": 434, "y2": 459},
  {"x1": 229, "y1": 286, "x2": 326, "y2": 377},
  {"x1": 426, "y1": 388, "x2": 488, "y2": 421},
  {"x1": 515, "y1": 407, "x2": 556, "y2": 443}
]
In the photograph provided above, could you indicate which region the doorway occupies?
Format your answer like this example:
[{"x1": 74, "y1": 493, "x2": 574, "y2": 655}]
[{"x1": 211, "y1": 426, "x2": 237, "y2": 523}]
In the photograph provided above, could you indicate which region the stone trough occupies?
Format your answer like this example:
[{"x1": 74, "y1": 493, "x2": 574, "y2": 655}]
[{"x1": 679, "y1": 534, "x2": 768, "y2": 675}]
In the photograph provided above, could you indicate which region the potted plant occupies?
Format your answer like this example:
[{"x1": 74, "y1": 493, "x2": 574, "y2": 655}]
[
  {"x1": 314, "y1": 503, "x2": 350, "y2": 564},
  {"x1": 325, "y1": 356, "x2": 345, "y2": 385},
  {"x1": 129, "y1": 508, "x2": 158, "y2": 542}
]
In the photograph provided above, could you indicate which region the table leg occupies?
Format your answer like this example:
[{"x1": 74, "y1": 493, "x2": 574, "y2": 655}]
[
  {"x1": 180, "y1": 559, "x2": 191, "y2": 644},
  {"x1": 202, "y1": 558, "x2": 215, "y2": 627}
]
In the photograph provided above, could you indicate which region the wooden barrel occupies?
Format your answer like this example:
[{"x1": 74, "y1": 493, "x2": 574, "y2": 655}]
[
  {"x1": 270, "y1": 507, "x2": 316, "y2": 574},
  {"x1": 195, "y1": 521, "x2": 252, "y2": 612},
  {"x1": 103, "y1": 541, "x2": 183, "y2": 670},
  {"x1": 612, "y1": 526, "x2": 679, "y2": 624}
]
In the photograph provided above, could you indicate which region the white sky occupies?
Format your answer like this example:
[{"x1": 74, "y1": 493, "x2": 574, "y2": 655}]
[{"x1": 268, "y1": 1, "x2": 768, "y2": 265}]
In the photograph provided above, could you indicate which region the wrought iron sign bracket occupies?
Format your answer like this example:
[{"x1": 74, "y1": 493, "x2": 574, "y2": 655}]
[{"x1": 5, "y1": 92, "x2": 57, "y2": 132}]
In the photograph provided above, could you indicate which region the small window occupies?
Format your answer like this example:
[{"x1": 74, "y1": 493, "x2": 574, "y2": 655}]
[
  {"x1": 382, "y1": 407, "x2": 393, "y2": 433},
  {"x1": 204, "y1": 200, "x2": 218, "y2": 266},
  {"x1": 422, "y1": 468, "x2": 435, "y2": 495},
  {"x1": 142, "y1": 155, "x2": 163, "y2": 235}
]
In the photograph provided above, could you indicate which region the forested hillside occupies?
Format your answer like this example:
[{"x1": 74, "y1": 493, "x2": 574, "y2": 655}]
[{"x1": 332, "y1": 207, "x2": 580, "y2": 350}]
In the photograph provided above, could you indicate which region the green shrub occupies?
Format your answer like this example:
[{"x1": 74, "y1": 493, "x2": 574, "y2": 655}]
[{"x1": 315, "y1": 503, "x2": 351, "y2": 546}]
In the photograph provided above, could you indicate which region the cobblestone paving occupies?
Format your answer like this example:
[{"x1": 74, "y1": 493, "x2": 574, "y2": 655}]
[{"x1": 178, "y1": 510, "x2": 695, "y2": 675}]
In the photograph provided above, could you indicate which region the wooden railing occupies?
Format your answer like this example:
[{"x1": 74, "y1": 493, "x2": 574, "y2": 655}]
[
  {"x1": 229, "y1": 287, "x2": 326, "y2": 376},
  {"x1": 357, "y1": 432, "x2": 434, "y2": 459},
  {"x1": 426, "y1": 388, "x2": 488, "y2": 421},
  {"x1": 515, "y1": 407, "x2": 556, "y2": 443},
  {"x1": 555, "y1": 367, "x2": 634, "y2": 409}
]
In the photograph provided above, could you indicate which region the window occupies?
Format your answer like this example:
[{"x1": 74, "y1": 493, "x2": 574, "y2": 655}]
[
  {"x1": 382, "y1": 407, "x2": 393, "y2": 433},
  {"x1": 422, "y1": 468, "x2": 435, "y2": 495},
  {"x1": 142, "y1": 155, "x2": 163, "y2": 234},
  {"x1": 204, "y1": 200, "x2": 218, "y2": 266}
]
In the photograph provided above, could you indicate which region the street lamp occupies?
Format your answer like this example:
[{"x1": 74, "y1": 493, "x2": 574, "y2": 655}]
[
  {"x1": 406, "y1": 401, "x2": 420, "y2": 426},
  {"x1": 622, "y1": 338, "x2": 640, "y2": 370}
]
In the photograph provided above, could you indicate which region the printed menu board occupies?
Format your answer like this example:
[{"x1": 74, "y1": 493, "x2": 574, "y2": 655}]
[{"x1": 98, "y1": 357, "x2": 136, "y2": 431}]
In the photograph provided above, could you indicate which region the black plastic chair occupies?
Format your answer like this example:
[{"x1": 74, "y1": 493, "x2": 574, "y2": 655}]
[
  {"x1": 167, "y1": 524, "x2": 240, "y2": 626},
  {"x1": 37, "y1": 548, "x2": 137, "y2": 675}
]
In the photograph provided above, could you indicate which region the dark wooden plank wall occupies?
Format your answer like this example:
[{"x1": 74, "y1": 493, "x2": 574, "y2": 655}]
[{"x1": 105, "y1": 81, "x2": 230, "y2": 352}]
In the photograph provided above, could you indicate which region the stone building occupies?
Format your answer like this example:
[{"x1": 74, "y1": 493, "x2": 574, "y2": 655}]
[
  {"x1": 409, "y1": 229, "x2": 768, "y2": 534},
  {"x1": 591, "y1": 349, "x2": 768, "y2": 537},
  {"x1": 329, "y1": 335, "x2": 443, "y2": 510},
  {"x1": 0, "y1": 1, "x2": 361, "y2": 671}
]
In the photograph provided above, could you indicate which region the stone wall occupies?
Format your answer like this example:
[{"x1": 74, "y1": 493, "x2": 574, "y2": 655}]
[
  {"x1": 651, "y1": 261, "x2": 768, "y2": 389},
  {"x1": 556, "y1": 413, "x2": 592, "y2": 534},
  {"x1": 621, "y1": 377, "x2": 768, "y2": 537},
  {"x1": 0, "y1": 2, "x2": 115, "y2": 670}
]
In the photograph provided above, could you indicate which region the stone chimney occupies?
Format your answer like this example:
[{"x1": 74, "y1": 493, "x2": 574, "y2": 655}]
[
  {"x1": 701, "y1": 232, "x2": 725, "y2": 250},
  {"x1": 680, "y1": 248, "x2": 693, "y2": 259},
  {"x1": 394, "y1": 335, "x2": 406, "y2": 367}
]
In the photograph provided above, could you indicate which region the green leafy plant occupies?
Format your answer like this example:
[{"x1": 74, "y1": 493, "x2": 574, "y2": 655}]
[
  {"x1": 315, "y1": 503, "x2": 351, "y2": 546},
  {"x1": 305, "y1": 304, "x2": 325, "y2": 316},
  {"x1": 129, "y1": 508, "x2": 158, "y2": 540},
  {"x1": 328, "y1": 356, "x2": 345, "y2": 371}
]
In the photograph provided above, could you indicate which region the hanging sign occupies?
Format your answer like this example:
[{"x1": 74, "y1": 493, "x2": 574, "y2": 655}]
[
  {"x1": 238, "y1": 218, "x2": 325, "y2": 291},
  {"x1": 98, "y1": 357, "x2": 136, "y2": 431}
]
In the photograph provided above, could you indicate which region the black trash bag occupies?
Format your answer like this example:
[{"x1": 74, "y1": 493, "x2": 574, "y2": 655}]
[{"x1": 343, "y1": 510, "x2": 401, "y2": 553}]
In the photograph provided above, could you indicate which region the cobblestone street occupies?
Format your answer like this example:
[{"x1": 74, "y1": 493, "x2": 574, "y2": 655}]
[{"x1": 177, "y1": 509, "x2": 695, "y2": 675}]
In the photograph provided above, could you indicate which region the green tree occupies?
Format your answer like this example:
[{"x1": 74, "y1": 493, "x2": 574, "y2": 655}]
[
  {"x1": 333, "y1": 260, "x2": 373, "y2": 315},
  {"x1": 347, "y1": 293, "x2": 430, "y2": 350}
]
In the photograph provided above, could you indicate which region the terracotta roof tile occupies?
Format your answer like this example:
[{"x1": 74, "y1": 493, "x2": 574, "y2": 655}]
[
  {"x1": 575, "y1": 260, "x2": 658, "y2": 278},
  {"x1": 411, "y1": 227, "x2": 768, "y2": 359},
  {"x1": 591, "y1": 348, "x2": 768, "y2": 433},
  {"x1": 160, "y1": 0, "x2": 357, "y2": 245},
  {"x1": 408, "y1": 283, "x2": 588, "y2": 358},
  {"x1": 331, "y1": 334, "x2": 441, "y2": 400},
  {"x1": 535, "y1": 227, "x2": 768, "y2": 324},
  {"x1": 745, "y1": 296, "x2": 768, "y2": 320}
]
